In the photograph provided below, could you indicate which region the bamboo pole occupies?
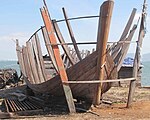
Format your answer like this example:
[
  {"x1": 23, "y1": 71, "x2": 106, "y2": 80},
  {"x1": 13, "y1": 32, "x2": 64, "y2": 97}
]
[
  {"x1": 127, "y1": 0, "x2": 147, "y2": 107},
  {"x1": 40, "y1": 6, "x2": 76, "y2": 113},
  {"x1": 93, "y1": 0, "x2": 114, "y2": 105}
]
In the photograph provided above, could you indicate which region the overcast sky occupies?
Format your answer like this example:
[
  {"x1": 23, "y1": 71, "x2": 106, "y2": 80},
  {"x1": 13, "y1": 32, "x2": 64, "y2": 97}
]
[{"x1": 0, "y1": 0, "x2": 149, "y2": 60}]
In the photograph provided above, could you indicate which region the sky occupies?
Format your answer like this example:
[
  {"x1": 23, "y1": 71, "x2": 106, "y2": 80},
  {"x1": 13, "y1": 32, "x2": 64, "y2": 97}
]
[{"x1": 0, "y1": 0, "x2": 149, "y2": 60}]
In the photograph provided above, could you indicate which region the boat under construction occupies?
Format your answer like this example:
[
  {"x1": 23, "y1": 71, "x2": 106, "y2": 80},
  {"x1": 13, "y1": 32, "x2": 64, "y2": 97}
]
[{"x1": 15, "y1": 0, "x2": 147, "y2": 113}]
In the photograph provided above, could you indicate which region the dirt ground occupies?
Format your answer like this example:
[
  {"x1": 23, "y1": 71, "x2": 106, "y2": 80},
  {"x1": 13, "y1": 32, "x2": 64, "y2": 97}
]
[{"x1": 0, "y1": 86, "x2": 150, "y2": 120}]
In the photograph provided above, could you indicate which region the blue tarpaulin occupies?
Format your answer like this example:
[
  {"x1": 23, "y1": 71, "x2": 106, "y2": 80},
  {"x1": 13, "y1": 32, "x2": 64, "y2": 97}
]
[{"x1": 123, "y1": 57, "x2": 134, "y2": 66}]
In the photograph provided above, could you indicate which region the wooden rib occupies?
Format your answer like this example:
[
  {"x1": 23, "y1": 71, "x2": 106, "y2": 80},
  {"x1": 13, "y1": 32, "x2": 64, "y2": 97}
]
[
  {"x1": 52, "y1": 20, "x2": 76, "y2": 65},
  {"x1": 40, "y1": 6, "x2": 76, "y2": 113},
  {"x1": 112, "y1": 8, "x2": 137, "y2": 59},
  {"x1": 26, "y1": 41, "x2": 40, "y2": 84},
  {"x1": 62, "y1": 7, "x2": 82, "y2": 61},
  {"x1": 94, "y1": 0, "x2": 114, "y2": 105},
  {"x1": 116, "y1": 24, "x2": 137, "y2": 71},
  {"x1": 41, "y1": 27, "x2": 58, "y2": 72},
  {"x1": 22, "y1": 46, "x2": 35, "y2": 84}
]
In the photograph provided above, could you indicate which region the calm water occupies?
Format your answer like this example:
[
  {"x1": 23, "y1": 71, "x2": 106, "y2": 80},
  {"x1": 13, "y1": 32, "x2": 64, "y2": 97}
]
[
  {"x1": 0, "y1": 61, "x2": 20, "y2": 75},
  {"x1": 141, "y1": 61, "x2": 150, "y2": 86},
  {"x1": 0, "y1": 61, "x2": 149, "y2": 86}
]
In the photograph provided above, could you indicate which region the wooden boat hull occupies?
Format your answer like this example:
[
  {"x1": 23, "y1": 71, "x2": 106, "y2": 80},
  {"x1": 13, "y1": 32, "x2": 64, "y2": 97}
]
[{"x1": 25, "y1": 51, "x2": 117, "y2": 103}]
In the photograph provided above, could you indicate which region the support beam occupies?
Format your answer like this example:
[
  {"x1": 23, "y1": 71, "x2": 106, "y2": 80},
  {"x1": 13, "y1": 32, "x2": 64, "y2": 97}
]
[
  {"x1": 62, "y1": 7, "x2": 82, "y2": 61},
  {"x1": 93, "y1": 0, "x2": 114, "y2": 105},
  {"x1": 127, "y1": 0, "x2": 147, "y2": 107},
  {"x1": 40, "y1": 6, "x2": 76, "y2": 113}
]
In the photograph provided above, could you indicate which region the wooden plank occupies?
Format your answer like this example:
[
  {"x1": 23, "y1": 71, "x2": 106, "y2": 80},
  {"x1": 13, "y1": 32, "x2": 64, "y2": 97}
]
[
  {"x1": 65, "y1": 57, "x2": 70, "y2": 68},
  {"x1": 81, "y1": 50, "x2": 85, "y2": 58},
  {"x1": 35, "y1": 33, "x2": 48, "y2": 80},
  {"x1": 41, "y1": 27, "x2": 58, "y2": 72},
  {"x1": 93, "y1": 0, "x2": 114, "y2": 105},
  {"x1": 26, "y1": 42, "x2": 41, "y2": 84},
  {"x1": 52, "y1": 20, "x2": 76, "y2": 65},
  {"x1": 22, "y1": 46, "x2": 34, "y2": 84},
  {"x1": 31, "y1": 35, "x2": 46, "y2": 83},
  {"x1": 63, "y1": 78, "x2": 135, "y2": 84},
  {"x1": 62, "y1": 7, "x2": 82, "y2": 61},
  {"x1": 30, "y1": 37, "x2": 44, "y2": 83},
  {"x1": 127, "y1": 0, "x2": 147, "y2": 108},
  {"x1": 16, "y1": 40, "x2": 26, "y2": 76},
  {"x1": 62, "y1": 53, "x2": 67, "y2": 64},
  {"x1": 112, "y1": 8, "x2": 137, "y2": 59},
  {"x1": 0, "y1": 112, "x2": 13, "y2": 119},
  {"x1": 40, "y1": 6, "x2": 76, "y2": 113}
]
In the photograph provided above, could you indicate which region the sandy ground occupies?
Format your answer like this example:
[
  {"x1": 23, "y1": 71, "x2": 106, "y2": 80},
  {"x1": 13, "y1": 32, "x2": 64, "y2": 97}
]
[{"x1": 0, "y1": 86, "x2": 150, "y2": 120}]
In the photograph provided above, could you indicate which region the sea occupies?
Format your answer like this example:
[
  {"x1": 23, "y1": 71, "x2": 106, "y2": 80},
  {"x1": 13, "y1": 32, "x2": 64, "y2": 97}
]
[{"x1": 0, "y1": 60, "x2": 149, "y2": 86}]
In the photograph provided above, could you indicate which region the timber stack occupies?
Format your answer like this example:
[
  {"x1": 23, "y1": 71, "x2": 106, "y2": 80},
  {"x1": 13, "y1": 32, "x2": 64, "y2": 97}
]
[{"x1": 16, "y1": 0, "x2": 147, "y2": 112}]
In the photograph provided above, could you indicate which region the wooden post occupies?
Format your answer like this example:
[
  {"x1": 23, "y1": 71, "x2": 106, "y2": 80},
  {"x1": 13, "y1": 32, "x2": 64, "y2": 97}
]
[
  {"x1": 62, "y1": 8, "x2": 82, "y2": 61},
  {"x1": 127, "y1": 0, "x2": 147, "y2": 107},
  {"x1": 40, "y1": 7, "x2": 76, "y2": 113},
  {"x1": 52, "y1": 20, "x2": 76, "y2": 65},
  {"x1": 93, "y1": 0, "x2": 114, "y2": 105}
]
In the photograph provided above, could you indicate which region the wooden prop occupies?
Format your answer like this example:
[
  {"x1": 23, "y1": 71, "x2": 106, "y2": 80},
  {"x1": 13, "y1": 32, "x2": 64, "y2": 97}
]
[
  {"x1": 127, "y1": 0, "x2": 147, "y2": 107},
  {"x1": 93, "y1": 0, "x2": 114, "y2": 105},
  {"x1": 40, "y1": 6, "x2": 76, "y2": 113}
]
